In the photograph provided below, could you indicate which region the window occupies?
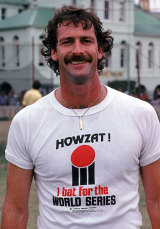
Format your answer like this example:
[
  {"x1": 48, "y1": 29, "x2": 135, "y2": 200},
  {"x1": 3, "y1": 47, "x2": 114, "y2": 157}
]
[
  {"x1": 91, "y1": 0, "x2": 95, "y2": 10},
  {"x1": 0, "y1": 37, "x2": 5, "y2": 67},
  {"x1": 120, "y1": 41, "x2": 126, "y2": 68},
  {"x1": 119, "y1": 0, "x2": 125, "y2": 22},
  {"x1": 148, "y1": 42, "x2": 154, "y2": 69},
  {"x1": 39, "y1": 35, "x2": 44, "y2": 66},
  {"x1": 13, "y1": 35, "x2": 20, "y2": 67},
  {"x1": 72, "y1": 0, "x2": 77, "y2": 6},
  {"x1": 1, "y1": 8, "x2": 6, "y2": 20},
  {"x1": 136, "y1": 42, "x2": 142, "y2": 69},
  {"x1": 18, "y1": 9, "x2": 23, "y2": 14},
  {"x1": 33, "y1": 0, "x2": 38, "y2": 6},
  {"x1": 104, "y1": 0, "x2": 111, "y2": 20}
]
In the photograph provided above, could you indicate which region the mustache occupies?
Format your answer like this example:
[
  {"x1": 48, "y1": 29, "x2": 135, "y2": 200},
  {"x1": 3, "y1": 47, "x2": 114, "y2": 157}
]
[{"x1": 64, "y1": 54, "x2": 92, "y2": 64}]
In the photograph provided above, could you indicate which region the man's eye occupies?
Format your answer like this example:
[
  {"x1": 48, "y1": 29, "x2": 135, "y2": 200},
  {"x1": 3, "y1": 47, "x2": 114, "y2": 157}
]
[
  {"x1": 61, "y1": 40, "x2": 72, "y2": 45},
  {"x1": 85, "y1": 39, "x2": 91, "y2": 43},
  {"x1": 83, "y1": 39, "x2": 93, "y2": 44}
]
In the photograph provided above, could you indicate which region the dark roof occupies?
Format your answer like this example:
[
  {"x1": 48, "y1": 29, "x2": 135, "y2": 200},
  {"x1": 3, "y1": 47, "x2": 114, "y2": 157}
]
[
  {"x1": 0, "y1": 7, "x2": 54, "y2": 31},
  {"x1": 134, "y1": 6, "x2": 160, "y2": 36}
]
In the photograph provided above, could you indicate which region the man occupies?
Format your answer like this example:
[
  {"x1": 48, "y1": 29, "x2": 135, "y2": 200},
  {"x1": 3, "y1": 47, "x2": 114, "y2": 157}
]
[
  {"x1": 152, "y1": 85, "x2": 160, "y2": 121},
  {"x1": 22, "y1": 80, "x2": 42, "y2": 107},
  {"x1": 1, "y1": 5, "x2": 160, "y2": 229}
]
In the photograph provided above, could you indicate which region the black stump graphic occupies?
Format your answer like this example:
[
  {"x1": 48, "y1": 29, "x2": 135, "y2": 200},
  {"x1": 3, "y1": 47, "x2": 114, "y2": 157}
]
[{"x1": 71, "y1": 145, "x2": 95, "y2": 186}]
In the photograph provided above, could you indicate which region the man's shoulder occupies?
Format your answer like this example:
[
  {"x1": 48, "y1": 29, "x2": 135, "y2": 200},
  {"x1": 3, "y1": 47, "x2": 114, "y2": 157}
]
[
  {"x1": 16, "y1": 92, "x2": 52, "y2": 121},
  {"x1": 110, "y1": 87, "x2": 150, "y2": 107},
  {"x1": 108, "y1": 87, "x2": 155, "y2": 119}
]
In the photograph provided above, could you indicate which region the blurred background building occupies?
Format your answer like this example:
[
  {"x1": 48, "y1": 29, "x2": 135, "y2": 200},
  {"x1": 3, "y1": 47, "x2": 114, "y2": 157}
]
[{"x1": 0, "y1": 0, "x2": 160, "y2": 96}]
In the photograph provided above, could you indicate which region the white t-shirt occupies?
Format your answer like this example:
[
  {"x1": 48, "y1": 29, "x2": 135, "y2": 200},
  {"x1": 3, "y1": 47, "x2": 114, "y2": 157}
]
[{"x1": 5, "y1": 86, "x2": 160, "y2": 229}]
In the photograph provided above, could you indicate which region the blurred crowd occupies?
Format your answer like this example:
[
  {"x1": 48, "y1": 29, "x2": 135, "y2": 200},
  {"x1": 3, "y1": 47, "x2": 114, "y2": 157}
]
[
  {"x1": 0, "y1": 81, "x2": 45, "y2": 107},
  {"x1": 131, "y1": 84, "x2": 160, "y2": 121},
  {"x1": 0, "y1": 89, "x2": 26, "y2": 106},
  {"x1": 0, "y1": 82, "x2": 160, "y2": 121}
]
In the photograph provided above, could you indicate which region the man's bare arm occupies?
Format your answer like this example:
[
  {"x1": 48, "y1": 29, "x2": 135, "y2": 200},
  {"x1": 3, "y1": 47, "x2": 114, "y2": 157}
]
[
  {"x1": 140, "y1": 158, "x2": 160, "y2": 229},
  {"x1": 1, "y1": 162, "x2": 33, "y2": 229}
]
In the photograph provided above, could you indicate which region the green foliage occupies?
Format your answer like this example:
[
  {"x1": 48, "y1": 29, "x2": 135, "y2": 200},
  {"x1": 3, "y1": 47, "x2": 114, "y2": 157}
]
[
  {"x1": 0, "y1": 117, "x2": 9, "y2": 121},
  {"x1": 0, "y1": 142, "x2": 6, "y2": 161},
  {"x1": 107, "y1": 80, "x2": 136, "y2": 94}
]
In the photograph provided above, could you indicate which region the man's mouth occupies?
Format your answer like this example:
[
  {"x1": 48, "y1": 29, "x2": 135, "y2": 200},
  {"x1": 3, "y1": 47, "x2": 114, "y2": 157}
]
[
  {"x1": 71, "y1": 61, "x2": 86, "y2": 65},
  {"x1": 64, "y1": 55, "x2": 91, "y2": 65}
]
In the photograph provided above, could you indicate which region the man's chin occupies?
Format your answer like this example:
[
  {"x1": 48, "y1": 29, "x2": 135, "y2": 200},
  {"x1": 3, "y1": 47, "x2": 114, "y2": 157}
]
[{"x1": 70, "y1": 75, "x2": 89, "y2": 85}]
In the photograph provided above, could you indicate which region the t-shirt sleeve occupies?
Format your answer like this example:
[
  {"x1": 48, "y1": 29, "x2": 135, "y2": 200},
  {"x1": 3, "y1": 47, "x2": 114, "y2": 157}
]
[
  {"x1": 5, "y1": 112, "x2": 34, "y2": 169},
  {"x1": 139, "y1": 104, "x2": 160, "y2": 167}
]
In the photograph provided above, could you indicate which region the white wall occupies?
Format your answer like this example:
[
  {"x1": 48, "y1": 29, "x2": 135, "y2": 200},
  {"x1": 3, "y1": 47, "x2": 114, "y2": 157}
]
[{"x1": 0, "y1": 4, "x2": 24, "y2": 21}]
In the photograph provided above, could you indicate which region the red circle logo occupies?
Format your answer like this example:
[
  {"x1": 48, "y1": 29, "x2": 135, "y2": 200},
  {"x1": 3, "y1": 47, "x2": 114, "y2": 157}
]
[{"x1": 71, "y1": 145, "x2": 95, "y2": 168}]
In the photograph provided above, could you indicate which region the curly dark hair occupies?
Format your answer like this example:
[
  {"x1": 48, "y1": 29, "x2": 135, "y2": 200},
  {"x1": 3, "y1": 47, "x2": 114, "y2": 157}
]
[{"x1": 41, "y1": 5, "x2": 114, "y2": 76}]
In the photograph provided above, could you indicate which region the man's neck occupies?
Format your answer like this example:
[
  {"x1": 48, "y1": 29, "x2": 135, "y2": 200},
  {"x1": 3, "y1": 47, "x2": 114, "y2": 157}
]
[{"x1": 56, "y1": 80, "x2": 107, "y2": 109}]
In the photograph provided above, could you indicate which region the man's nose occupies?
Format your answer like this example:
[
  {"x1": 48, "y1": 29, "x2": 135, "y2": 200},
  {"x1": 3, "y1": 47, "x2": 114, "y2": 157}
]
[{"x1": 72, "y1": 40, "x2": 84, "y2": 55}]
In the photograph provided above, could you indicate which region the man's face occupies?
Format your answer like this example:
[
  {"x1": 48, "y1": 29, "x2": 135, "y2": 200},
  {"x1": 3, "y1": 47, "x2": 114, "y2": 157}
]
[{"x1": 51, "y1": 22, "x2": 102, "y2": 84}]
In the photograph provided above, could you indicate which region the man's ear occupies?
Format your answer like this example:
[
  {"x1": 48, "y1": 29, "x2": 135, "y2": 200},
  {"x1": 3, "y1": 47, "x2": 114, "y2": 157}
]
[
  {"x1": 51, "y1": 49, "x2": 58, "y2": 61},
  {"x1": 98, "y1": 46, "x2": 103, "y2": 60}
]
